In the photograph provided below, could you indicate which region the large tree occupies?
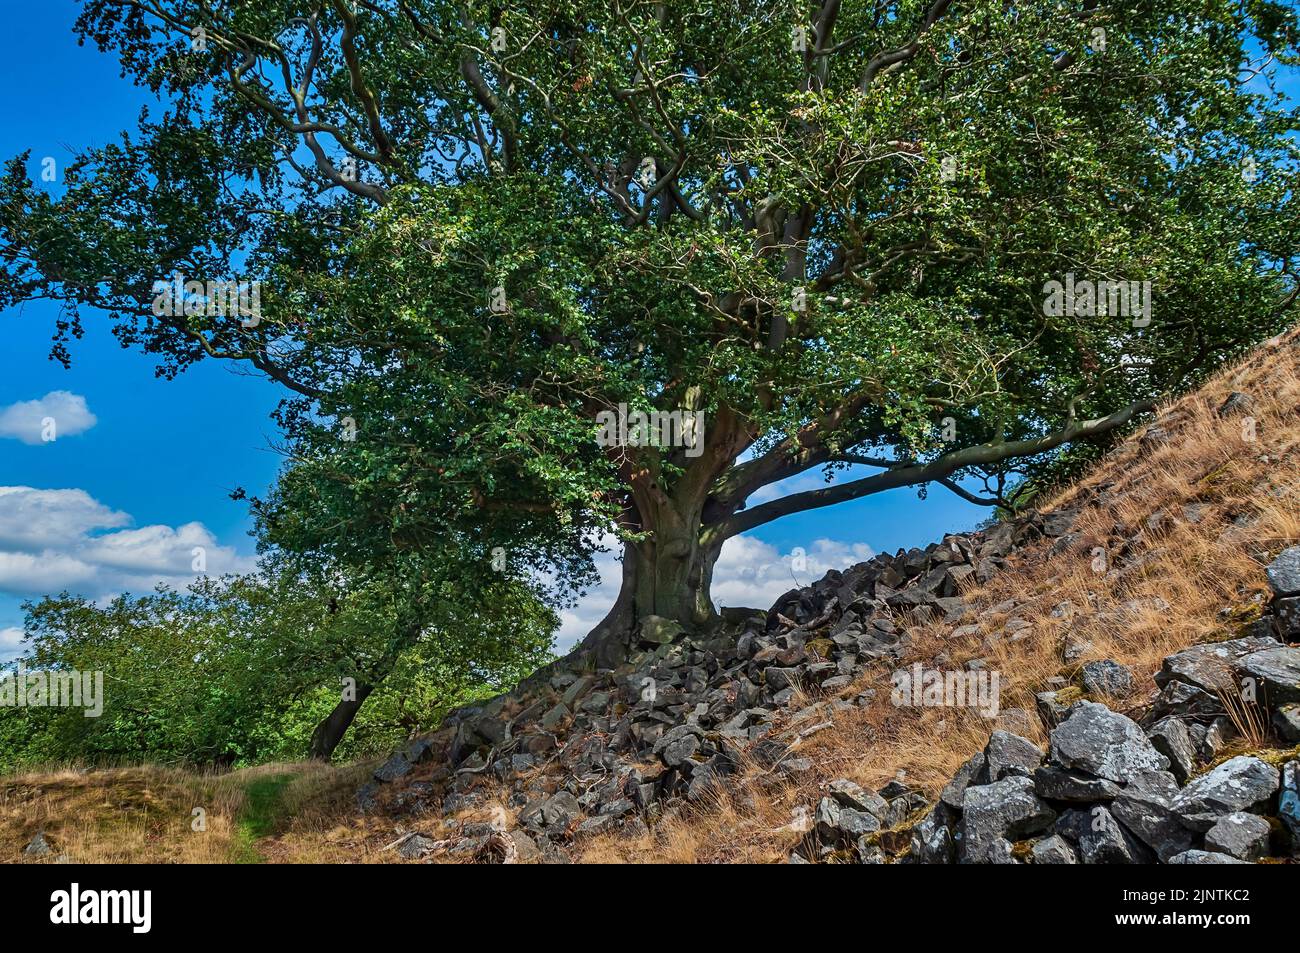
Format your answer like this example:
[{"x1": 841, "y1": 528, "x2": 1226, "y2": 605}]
[{"x1": 2, "y1": 1, "x2": 1297, "y2": 668}]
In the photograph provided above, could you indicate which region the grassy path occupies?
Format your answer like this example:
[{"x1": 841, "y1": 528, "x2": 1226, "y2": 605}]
[{"x1": 231, "y1": 773, "x2": 295, "y2": 864}]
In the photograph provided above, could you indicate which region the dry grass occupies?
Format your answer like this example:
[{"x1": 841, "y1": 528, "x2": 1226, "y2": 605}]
[
  {"x1": 0, "y1": 759, "x2": 386, "y2": 864},
  {"x1": 574, "y1": 328, "x2": 1300, "y2": 863}
]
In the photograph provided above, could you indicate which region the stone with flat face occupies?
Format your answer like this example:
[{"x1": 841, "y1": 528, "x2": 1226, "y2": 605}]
[
  {"x1": 1236, "y1": 646, "x2": 1300, "y2": 706},
  {"x1": 1049, "y1": 701, "x2": 1168, "y2": 782},
  {"x1": 1171, "y1": 756, "x2": 1279, "y2": 831},
  {"x1": 959, "y1": 776, "x2": 1056, "y2": 864},
  {"x1": 1204, "y1": 812, "x2": 1271, "y2": 861},
  {"x1": 1267, "y1": 546, "x2": 1300, "y2": 597},
  {"x1": 1155, "y1": 636, "x2": 1278, "y2": 694}
]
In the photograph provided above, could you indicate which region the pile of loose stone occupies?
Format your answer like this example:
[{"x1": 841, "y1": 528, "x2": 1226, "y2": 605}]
[
  {"x1": 358, "y1": 509, "x2": 1073, "y2": 861},
  {"x1": 879, "y1": 547, "x2": 1300, "y2": 865},
  {"x1": 361, "y1": 490, "x2": 1300, "y2": 865}
]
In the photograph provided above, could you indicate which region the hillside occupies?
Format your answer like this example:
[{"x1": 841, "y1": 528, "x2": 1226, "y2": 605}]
[
  {"x1": 363, "y1": 325, "x2": 1300, "y2": 864},
  {"x1": 7, "y1": 328, "x2": 1300, "y2": 865}
]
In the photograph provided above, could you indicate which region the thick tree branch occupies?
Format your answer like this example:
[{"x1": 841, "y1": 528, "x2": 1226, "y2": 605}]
[
  {"x1": 860, "y1": 0, "x2": 956, "y2": 91},
  {"x1": 714, "y1": 398, "x2": 1155, "y2": 538}
]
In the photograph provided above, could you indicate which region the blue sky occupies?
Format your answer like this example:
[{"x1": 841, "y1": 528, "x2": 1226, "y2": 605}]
[{"x1": 0, "y1": 1, "x2": 1013, "y2": 656}]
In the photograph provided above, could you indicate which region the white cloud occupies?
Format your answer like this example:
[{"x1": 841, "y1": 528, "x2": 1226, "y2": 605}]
[
  {"x1": 553, "y1": 533, "x2": 874, "y2": 653},
  {"x1": 711, "y1": 535, "x2": 875, "y2": 609},
  {"x1": 0, "y1": 486, "x2": 128, "y2": 550},
  {"x1": 0, "y1": 486, "x2": 255, "y2": 600},
  {"x1": 0, "y1": 626, "x2": 25, "y2": 660},
  {"x1": 0, "y1": 391, "x2": 97, "y2": 444}
]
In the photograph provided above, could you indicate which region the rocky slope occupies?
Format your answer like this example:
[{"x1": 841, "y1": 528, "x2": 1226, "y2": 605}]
[
  {"x1": 863, "y1": 560, "x2": 1300, "y2": 865},
  {"x1": 362, "y1": 329, "x2": 1300, "y2": 864},
  {"x1": 361, "y1": 509, "x2": 1064, "y2": 861}
]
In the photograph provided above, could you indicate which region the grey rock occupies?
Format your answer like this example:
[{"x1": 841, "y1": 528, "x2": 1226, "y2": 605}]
[
  {"x1": 23, "y1": 831, "x2": 51, "y2": 857},
  {"x1": 1035, "y1": 690, "x2": 1073, "y2": 728},
  {"x1": 1062, "y1": 632, "x2": 1093, "y2": 664},
  {"x1": 910, "y1": 803, "x2": 956, "y2": 864},
  {"x1": 1216, "y1": 391, "x2": 1255, "y2": 418},
  {"x1": 1056, "y1": 806, "x2": 1152, "y2": 864},
  {"x1": 1267, "y1": 546, "x2": 1300, "y2": 598},
  {"x1": 983, "y1": 730, "x2": 1044, "y2": 781},
  {"x1": 373, "y1": 751, "x2": 414, "y2": 783},
  {"x1": 1167, "y1": 849, "x2": 1250, "y2": 864},
  {"x1": 541, "y1": 843, "x2": 572, "y2": 864},
  {"x1": 995, "y1": 708, "x2": 1036, "y2": 737},
  {"x1": 1275, "y1": 596, "x2": 1300, "y2": 640},
  {"x1": 827, "y1": 779, "x2": 888, "y2": 820},
  {"x1": 854, "y1": 835, "x2": 886, "y2": 864},
  {"x1": 1171, "y1": 755, "x2": 1279, "y2": 830},
  {"x1": 959, "y1": 776, "x2": 1056, "y2": 864},
  {"x1": 1109, "y1": 770, "x2": 1194, "y2": 862},
  {"x1": 1146, "y1": 718, "x2": 1196, "y2": 784},
  {"x1": 598, "y1": 797, "x2": 635, "y2": 818},
  {"x1": 814, "y1": 797, "x2": 842, "y2": 840},
  {"x1": 685, "y1": 766, "x2": 719, "y2": 803},
  {"x1": 541, "y1": 702, "x2": 571, "y2": 730},
  {"x1": 1236, "y1": 646, "x2": 1300, "y2": 706},
  {"x1": 1156, "y1": 637, "x2": 1278, "y2": 695},
  {"x1": 579, "y1": 691, "x2": 612, "y2": 714},
  {"x1": 1272, "y1": 704, "x2": 1300, "y2": 742},
  {"x1": 560, "y1": 675, "x2": 594, "y2": 707},
  {"x1": 471, "y1": 715, "x2": 509, "y2": 745},
  {"x1": 639, "y1": 615, "x2": 683, "y2": 645},
  {"x1": 397, "y1": 833, "x2": 437, "y2": 860},
  {"x1": 508, "y1": 829, "x2": 543, "y2": 863},
  {"x1": 653, "y1": 724, "x2": 702, "y2": 767},
  {"x1": 540, "y1": 790, "x2": 582, "y2": 829},
  {"x1": 1204, "y1": 812, "x2": 1271, "y2": 861},
  {"x1": 403, "y1": 736, "x2": 436, "y2": 764},
  {"x1": 1197, "y1": 717, "x2": 1239, "y2": 763},
  {"x1": 835, "y1": 806, "x2": 882, "y2": 839},
  {"x1": 940, "y1": 752, "x2": 986, "y2": 810},
  {"x1": 764, "y1": 666, "x2": 801, "y2": 691},
  {"x1": 1032, "y1": 765, "x2": 1121, "y2": 802},
  {"x1": 1147, "y1": 679, "x2": 1226, "y2": 723},
  {"x1": 982, "y1": 837, "x2": 1020, "y2": 864},
  {"x1": 771, "y1": 687, "x2": 796, "y2": 707},
  {"x1": 1040, "y1": 511, "x2": 1077, "y2": 537},
  {"x1": 820, "y1": 674, "x2": 852, "y2": 693},
  {"x1": 1080, "y1": 659, "x2": 1135, "y2": 698},
  {"x1": 356, "y1": 781, "x2": 381, "y2": 814},
  {"x1": 1049, "y1": 701, "x2": 1169, "y2": 782},
  {"x1": 576, "y1": 814, "x2": 618, "y2": 836},
  {"x1": 1030, "y1": 833, "x2": 1079, "y2": 864}
]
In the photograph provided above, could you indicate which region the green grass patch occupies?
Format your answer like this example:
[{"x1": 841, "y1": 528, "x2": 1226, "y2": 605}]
[{"x1": 231, "y1": 773, "x2": 294, "y2": 863}]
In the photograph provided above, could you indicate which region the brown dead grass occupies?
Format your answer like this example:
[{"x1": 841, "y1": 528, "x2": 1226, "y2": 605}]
[
  {"x1": 0, "y1": 759, "x2": 384, "y2": 864},
  {"x1": 575, "y1": 328, "x2": 1300, "y2": 863}
]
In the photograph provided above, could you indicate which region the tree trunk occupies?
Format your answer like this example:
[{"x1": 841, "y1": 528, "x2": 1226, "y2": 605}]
[
  {"x1": 576, "y1": 515, "x2": 724, "y2": 668},
  {"x1": 308, "y1": 682, "x2": 375, "y2": 761}
]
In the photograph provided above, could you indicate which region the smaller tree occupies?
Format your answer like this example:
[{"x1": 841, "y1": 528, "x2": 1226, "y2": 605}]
[{"x1": 0, "y1": 561, "x2": 554, "y2": 769}]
